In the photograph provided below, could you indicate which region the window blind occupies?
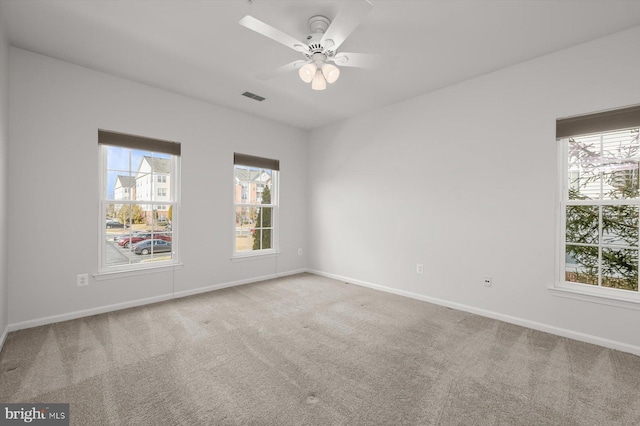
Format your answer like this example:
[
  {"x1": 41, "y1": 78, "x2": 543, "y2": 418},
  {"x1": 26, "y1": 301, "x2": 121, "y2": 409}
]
[
  {"x1": 234, "y1": 153, "x2": 280, "y2": 171},
  {"x1": 556, "y1": 105, "x2": 640, "y2": 139},
  {"x1": 98, "y1": 129, "x2": 181, "y2": 156}
]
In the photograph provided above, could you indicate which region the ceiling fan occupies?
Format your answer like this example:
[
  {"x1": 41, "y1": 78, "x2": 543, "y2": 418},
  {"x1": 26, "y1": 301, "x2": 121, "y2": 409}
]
[{"x1": 239, "y1": 0, "x2": 384, "y2": 91}]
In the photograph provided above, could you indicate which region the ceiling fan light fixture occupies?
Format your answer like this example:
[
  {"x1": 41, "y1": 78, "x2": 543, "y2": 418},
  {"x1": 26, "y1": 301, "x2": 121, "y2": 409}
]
[
  {"x1": 311, "y1": 68, "x2": 327, "y2": 90},
  {"x1": 321, "y1": 63, "x2": 340, "y2": 84},
  {"x1": 298, "y1": 63, "x2": 316, "y2": 83}
]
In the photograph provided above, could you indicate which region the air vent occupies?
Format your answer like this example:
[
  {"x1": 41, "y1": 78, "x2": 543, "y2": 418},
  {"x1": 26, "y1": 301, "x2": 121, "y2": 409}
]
[{"x1": 242, "y1": 92, "x2": 266, "y2": 102}]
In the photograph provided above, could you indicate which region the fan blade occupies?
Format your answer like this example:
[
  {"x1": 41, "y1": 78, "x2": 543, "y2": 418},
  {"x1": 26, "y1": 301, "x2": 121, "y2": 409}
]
[
  {"x1": 256, "y1": 60, "x2": 309, "y2": 80},
  {"x1": 331, "y1": 52, "x2": 385, "y2": 68},
  {"x1": 239, "y1": 15, "x2": 309, "y2": 54},
  {"x1": 320, "y1": 0, "x2": 373, "y2": 52}
]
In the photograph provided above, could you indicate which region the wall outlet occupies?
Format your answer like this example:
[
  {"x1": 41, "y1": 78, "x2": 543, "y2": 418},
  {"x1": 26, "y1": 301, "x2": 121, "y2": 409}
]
[
  {"x1": 416, "y1": 263, "x2": 424, "y2": 274},
  {"x1": 298, "y1": 248, "x2": 303, "y2": 256},
  {"x1": 77, "y1": 273, "x2": 89, "y2": 287},
  {"x1": 483, "y1": 276, "x2": 492, "y2": 287}
]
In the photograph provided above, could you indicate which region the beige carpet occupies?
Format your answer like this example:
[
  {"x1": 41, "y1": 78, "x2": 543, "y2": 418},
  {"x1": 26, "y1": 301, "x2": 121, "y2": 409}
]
[{"x1": 1, "y1": 273, "x2": 639, "y2": 425}]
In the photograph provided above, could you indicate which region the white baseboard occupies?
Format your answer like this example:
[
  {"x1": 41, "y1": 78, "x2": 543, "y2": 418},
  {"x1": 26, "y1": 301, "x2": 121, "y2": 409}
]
[
  {"x1": 7, "y1": 268, "x2": 307, "y2": 333},
  {"x1": 172, "y1": 268, "x2": 306, "y2": 299},
  {"x1": 8, "y1": 293, "x2": 175, "y2": 333},
  {"x1": 306, "y1": 269, "x2": 640, "y2": 357}
]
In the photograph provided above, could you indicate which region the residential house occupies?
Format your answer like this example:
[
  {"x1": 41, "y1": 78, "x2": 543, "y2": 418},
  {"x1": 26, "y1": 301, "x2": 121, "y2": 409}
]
[
  {"x1": 113, "y1": 175, "x2": 136, "y2": 212},
  {"x1": 135, "y1": 156, "x2": 171, "y2": 223}
]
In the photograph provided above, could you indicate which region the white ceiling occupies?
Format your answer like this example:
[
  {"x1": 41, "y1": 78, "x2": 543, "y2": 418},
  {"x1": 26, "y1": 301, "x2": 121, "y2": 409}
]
[{"x1": 3, "y1": 0, "x2": 640, "y2": 130}]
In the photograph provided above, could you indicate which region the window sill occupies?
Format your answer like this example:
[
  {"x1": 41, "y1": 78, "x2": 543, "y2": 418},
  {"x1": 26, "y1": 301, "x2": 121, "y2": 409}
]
[
  {"x1": 94, "y1": 262, "x2": 184, "y2": 281},
  {"x1": 549, "y1": 285, "x2": 640, "y2": 311},
  {"x1": 231, "y1": 250, "x2": 280, "y2": 262}
]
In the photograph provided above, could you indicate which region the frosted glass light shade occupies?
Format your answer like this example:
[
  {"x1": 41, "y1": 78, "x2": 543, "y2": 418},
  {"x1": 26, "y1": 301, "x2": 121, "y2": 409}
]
[
  {"x1": 298, "y1": 63, "x2": 316, "y2": 83},
  {"x1": 321, "y1": 63, "x2": 340, "y2": 84},
  {"x1": 311, "y1": 69, "x2": 326, "y2": 90}
]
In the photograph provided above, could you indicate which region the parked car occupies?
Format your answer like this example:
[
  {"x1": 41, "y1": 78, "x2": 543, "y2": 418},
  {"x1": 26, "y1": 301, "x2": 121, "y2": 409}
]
[
  {"x1": 118, "y1": 232, "x2": 152, "y2": 248},
  {"x1": 154, "y1": 232, "x2": 172, "y2": 242},
  {"x1": 113, "y1": 230, "x2": 145, "y2": 243},
  {"x1": 119, "y1": 232, "x2": 171, "y2": 248},
  {"x1": 106, "y1": 220, "x2": 129, "y2": 229},
  {"x1": 132, "y1": 239, "x2": 172, "y2": 255}
]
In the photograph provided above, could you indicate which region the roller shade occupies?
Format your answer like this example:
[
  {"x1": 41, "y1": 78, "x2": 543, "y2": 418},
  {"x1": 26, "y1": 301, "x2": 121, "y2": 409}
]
[
  {"x1": 556, "y1": 105, "x2": 640, "y2": 139},
  {"x1": 98, "y1": 129, "x2": 181, "y2": 156},
  {"x1": 234, "y1": 153, "x2": 280, "y2": 171}
]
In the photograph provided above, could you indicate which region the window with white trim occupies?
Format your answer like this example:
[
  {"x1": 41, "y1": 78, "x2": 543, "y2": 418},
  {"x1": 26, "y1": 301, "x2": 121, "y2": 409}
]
[
  {"x1": 233, "y1": 153, "x2": 279, "y2": 255},
  {"x1": 99, "y1": 130, "x2": 180, "y2": 272},
  {"x1": 558, "y1": 106, "x2": 640, "y2": 298}
]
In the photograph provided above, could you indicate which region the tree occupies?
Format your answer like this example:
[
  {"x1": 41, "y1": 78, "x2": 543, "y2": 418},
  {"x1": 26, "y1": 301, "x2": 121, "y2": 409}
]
[
  {"x1": 106, "y1": 203, "x2": 116, "y2": 219},
  {"x1": 252, "y1": 186, "x2": 272, "y2": 250},
  {"x1": 117, "y1": 204, "x2": 146, "y2": 225},
  {"x1": 168, "y1": 205, "x2": 173, "y2": 221}
]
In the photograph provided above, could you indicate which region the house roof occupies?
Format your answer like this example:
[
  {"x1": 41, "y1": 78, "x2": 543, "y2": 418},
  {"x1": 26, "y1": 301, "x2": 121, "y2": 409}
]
[
  {"x1": 115, "y1": 175, "x2": 136, "y2": 188},
  {"x1": 139, "y1": 156, "x2": 170, "y2": 174}
]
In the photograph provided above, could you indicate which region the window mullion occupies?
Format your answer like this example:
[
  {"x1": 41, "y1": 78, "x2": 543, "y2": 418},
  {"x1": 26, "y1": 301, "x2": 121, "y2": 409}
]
[{"x1": 598, "y1": 205, "x2": 602, "y2": 288}]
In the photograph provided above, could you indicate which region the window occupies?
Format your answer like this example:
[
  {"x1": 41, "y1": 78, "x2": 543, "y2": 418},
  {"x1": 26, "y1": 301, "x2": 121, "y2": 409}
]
[
  {"x1": 558, "y1": 105, "x2": 640, "y2": 299},
  {"x1": 233, "y1": 153, "x2": 279, "y2": 256},
  {"x1": 99, "y1": 130, "x2": 180, "y2": 272},
  {"x1": 158, "y1": 175, "x2": 167, "y2": 183}
]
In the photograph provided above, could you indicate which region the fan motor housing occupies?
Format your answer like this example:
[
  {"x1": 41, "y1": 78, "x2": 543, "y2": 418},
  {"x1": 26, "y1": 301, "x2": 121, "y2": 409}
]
[{"x1": 302, "y1": 16, "x2": 336, "y2": 58}]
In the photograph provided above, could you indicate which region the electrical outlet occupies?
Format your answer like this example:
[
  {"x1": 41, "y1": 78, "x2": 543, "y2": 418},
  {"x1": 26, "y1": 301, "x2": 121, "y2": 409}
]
[
  {"x1": 298, "y1": 248, "x2": 303, "y2": 256},
  {"x1": 416, "y1": 264, "x2": 424, "y2": 274},
  {"x1": 483, "y1": 276, "x2": 492, "y2": 287},
  {"x1": 77, "y1": 273, "x2": 89, "y2": 287}
]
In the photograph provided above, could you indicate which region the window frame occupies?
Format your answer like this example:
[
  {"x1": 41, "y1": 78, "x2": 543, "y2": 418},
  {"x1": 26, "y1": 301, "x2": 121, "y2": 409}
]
[
  {"x1": 556, "y1": 127, "x2": 640, "y2": 304},
  {"x1": 97, "y1": 131, "x2": 181, "y2": 275},
  {"x1": 232, "y1": 156, "x2": 279, "y2": 259}
]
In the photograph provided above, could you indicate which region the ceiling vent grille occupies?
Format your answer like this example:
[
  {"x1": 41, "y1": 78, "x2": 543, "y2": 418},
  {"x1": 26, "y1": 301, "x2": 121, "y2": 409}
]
[{"x1": 242, "y1": 92, "x2": 266, "y2": 102}]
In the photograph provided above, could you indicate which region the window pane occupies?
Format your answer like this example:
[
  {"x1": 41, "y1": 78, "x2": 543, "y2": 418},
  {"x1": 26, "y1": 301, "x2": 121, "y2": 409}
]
[
  {"x1": 565, "y1": 206, "x2": 599, "y2": 244},
  {"x1": 601, "y1": 248, "x2": 638, "y2": 291},
  {"x1": 106, "y1": 146, "x2": 132, "y2": 173},
  {"x1": 134, "y1": 239, "x2": 173, "y2": 263},
  {"x1": 251, "y1": 229, "x2": 271, "y2": 250},
  {"x1": 568, "y1": 136, "x2": 602, "y2": 200},
  {"x1": 114, "y1": 203, "x2": 147, "y2": 228},
  {"x1": 150, "y1": 205, "x2": 172, "y2": 230},
  {"x1": 235, "y1": 206, "x2": 254, "y2": 252},
  {"x1": 601, "y1": 205, "x2": 638, "y2": 247},
  {"x1": 105, "y1": 202, "x2": 172, "y2": 267},
  {"x1": 602, "y1": 165, "x2": 639, "y2": 200},
  {"x1": 110, "y1": 172, "x2": 135, "y2": 202},
  {"x1": 565, "y1": 245, "x2": 598, "y2": 286},
  {"x1": 234, "y1": 166, "x2": 274, "y2": 206},
  {"x1": 259, "y1": 207, "x2": 273, "y2": 227},
  {"x1": 567, "y1": 169, "x2": 601, "y2": 200},
  {"x1": 601, "y1": 128, "x2": 639, "y2": 201},
  {"x1": 568, "y1": 129, "x2": 640, "y2": 200}
]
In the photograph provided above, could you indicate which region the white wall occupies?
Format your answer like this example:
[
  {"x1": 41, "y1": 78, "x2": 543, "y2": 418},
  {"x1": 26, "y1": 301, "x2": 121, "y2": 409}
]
[
  {"x1": 308, "y1": 26, "x2": 640, "y2": 353},
  {"x1": 8, "y1": 48, "x2": 307, "y2": 326},
  {"x1": 0, "y1": 7, "x2": 9, "y2": 341}
]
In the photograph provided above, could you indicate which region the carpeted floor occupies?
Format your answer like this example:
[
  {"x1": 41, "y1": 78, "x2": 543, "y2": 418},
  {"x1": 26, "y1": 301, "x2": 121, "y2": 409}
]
[{"x1": 1, "y1": 273, "x2": 639, "y2": 425}]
